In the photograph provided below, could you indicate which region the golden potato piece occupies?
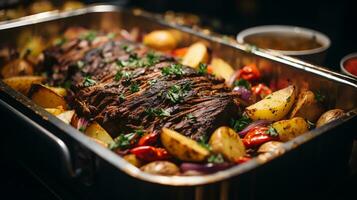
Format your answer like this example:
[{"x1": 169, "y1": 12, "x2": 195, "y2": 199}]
[
  {"x1": 290, "y1": 90, "x2": 324, "y2": 122},
  {"x1": 209, "y1": 126, "x2": 245, "y2": 162},
  {"x1": 246, "y1": 85, "x2": 297, "y2": 121},
  {"x1": 316, "y1": 109, "x2": 344, "y2": 128},
  {"x1": 123, "y1": 154, "x2": 143, "y2": 168},
  {"x1": 85, "y1": 122, "x2": 114, "y2": 145},
  {"x1": 143, "y1": 30, "x2": 178, "y2": 51},
  {"x1": 45, "y1": 106, "x2": 65, "y2": 116},
  {"x1": 47, "y1": 86, "x2": 67, "y2": 97},
  {"x1": 29, "y1": 84, "x2": 67, "y2": 109},
  {"x1": 62, "y1": 1, "x2": 84, "y2": 11},
  {"x1": 161, "y1": 128, "x2": 210, "y2": 162},
  {"x1": 272, "y1": 117, "x2": 309, "y2": 142},
  {"x1": 2, "y1": 75, "x2": 45, "y2": 94},
  {"x1": 56, "y1": 110, "x2": 75, "y2": 124},
  {"x1": 209, "y1": 58, "x2": 235, "y2": 82},
  {"x1": 1, "y1": 59, "x2": 34, "y2": 78},
  {"x1": 181, "y1": 42, "x2": 209, "y2": 68},
  {"x1": 257, "y1": 141, "x2": 284, "y2": 154},
  {"x1": 140, "y1": 161, "x2": 179, "y2": 176}
]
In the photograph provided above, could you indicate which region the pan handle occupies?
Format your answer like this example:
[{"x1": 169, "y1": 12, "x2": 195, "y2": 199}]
[{"x1": 0, "y1": 98, "x2": 78, "y2": 179}]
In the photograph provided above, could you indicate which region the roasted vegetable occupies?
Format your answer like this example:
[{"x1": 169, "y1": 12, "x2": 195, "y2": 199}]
[
  {"x1": 85, "y1": 122, "x2": 114, "y2": 145},
  {"x1": 56, "y1": 110, "x2": 75, "y2": 124},
  {"x1": 1, "y1": 59, "x2": 34, "y2": 78},
  {"x1": 45, "y1": 106, "x2": 65, "y2": 115},
  {"x1": 29, "y1": 84, "x2": 67, "y2": 109},
  {"x1": 242, "y1": 126, "x2": 277, "y2": 148},
  {"x1": 209, "y1": 58, "x2": 235, "y2": 82},
  {"x1": 208, "y1": 126, "x2": 245, "y2": 162},
  {"x1": 181, "y1": 42, "x2": 209, "y2": 68},
  {"x1": 272, "y1": 117, "x2": 309, "y2": 142},
  {"x1": 62, "y1": 1, "x2": 84, "y2": 11},
  {"x1": 140, "y1": 161, "x2": 179, "y2": 175},
  {"x1": 245, "y1": 85, "x2": 297, "y2": 121},
  {"x1": 316, "y1": 109, "x2": 344, "y2": 128},
  {"x1": 290, "y1": 90, "x2": 324, "y2": 122},
  {"x1": 47, "y1": 86, "x2": 67, "y2": 97},
  {"x1": 130, "y1": 146, "x2": 171, "y2": 162},
  {"x1": 257, "y1": 141, "x2": 284, "y2": 154},
  {"x1": 138, "y1": 132, "x2": 159, "y2": 146},
  {"x1": 161, "y1": 128, "x2": 210, "y2": 162},
  {"x1": 143, "y1": 30, "x2": 178, "y2": 51},
  {"x1": 2, "y1": 75, "x2": 45, "y2": 94},
  {"x1": 123, "y1": 154, "x2": 143, "y2": 168}
]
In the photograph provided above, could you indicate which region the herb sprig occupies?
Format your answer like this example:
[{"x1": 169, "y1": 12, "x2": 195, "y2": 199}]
[
  {"x1": 230, "y1": 115, "x2": 252, "y2": 132},
  {"x1": 83, "y1": 76, "x2": 96, "y2": 87},
  {"x1": 166, "y1": 82, "x2": 191, "y2": 103}
]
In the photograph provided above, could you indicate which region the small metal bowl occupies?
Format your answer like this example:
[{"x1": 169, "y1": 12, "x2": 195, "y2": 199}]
[
  {"x1": 237, "y1": 25, "x2": 331, "y2": 64},
  {"x1": 340, "y1": 52, "x2": 357, "y2": 79}
]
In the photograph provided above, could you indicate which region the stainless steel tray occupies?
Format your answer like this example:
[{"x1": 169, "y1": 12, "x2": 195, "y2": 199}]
[{"x1": 0, "y1": 5, "x2": 356, "y2": 200}]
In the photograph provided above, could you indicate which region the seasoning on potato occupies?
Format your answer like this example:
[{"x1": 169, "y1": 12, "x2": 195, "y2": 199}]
[{"x1": 143, "y1": 30, "x2": 178, "y2": 51}]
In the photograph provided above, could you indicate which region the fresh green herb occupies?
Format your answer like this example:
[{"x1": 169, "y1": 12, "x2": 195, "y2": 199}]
[
  {"x1": 198, "y1": 136, "x2": 212, "y2": 151},
  {"x1": 207, "y1": 154, "x2": 225, "y2": 164},
  {"x1": 233, "y1": 79, "x2": 251, "y2": 89},
  {"x1": 145, "y1": 108, "x2": 171, "y2": 118},
  {"x1": 107, "y1": 32, "x2": 116, "y2": 39},
  {"x1": 186, "y1": 113, "x2": 196, "y2": 121},
  {"x1": 130, "y1": 83, "x2": 140, "y2": 93},
  {"x1": 76, "y1": 60, "x2": 85, "y2": 69},
  {"x1": 314, "y1": 90, "x2": 326, "y2": 103},
  {"x1": 266, "y1": 126, "x2": 279, "y2": 137},
  {"x1": 119, "y1": 93, "x2": 126, "y2": 101},
  {"x1": 83, "y1": 76, "x2": 96, "y2": 87},
  {"x1": 161, "y1": 63, "x2": 184, "y2": 76},
  {"x1": 148, "y1": 79, "x2": 157, "y2": 85},
  {"x1": 80, "y1": 31, "x2": 97, "y2": 42},
  {"x1": 198, "y1": 63, "x2": 208, "y2": 75},
  {"x1": 145, "y1": 52, "x2": 160, "y2": 66},
  {"x1": 53, "y1": 37, "x2": 66, "y2": 46},
  {"x1": 166, "y1": 82, "x2": 191, "y2": 103},
  {"x1": 109, "y1": 129, "x2": 144, "y2": 150},
  {"x1": 78, "y1": 126, "x2": 86, "y2": 132},
  {"x1": 114, "y1": 71, "x2": 132, "y2": 81},
  {"x1": 230, "y1": 115, "x2": 252, "y2": 132},
  {"x1": 121, "y1": 45, "x2": 133, "y2": 53},
  {"x1": 116, "y1": 60, "x2": 126, "y2": 68}
]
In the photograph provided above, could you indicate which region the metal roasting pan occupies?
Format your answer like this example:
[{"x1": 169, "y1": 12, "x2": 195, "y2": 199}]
[{"x1": 0, "y1": 5, "x2": 356, "y2": 200}]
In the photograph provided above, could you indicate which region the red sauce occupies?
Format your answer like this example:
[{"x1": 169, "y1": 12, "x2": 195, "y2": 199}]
[{"x1": 344, "y1": 57, "x2": 357, "y2": 76}]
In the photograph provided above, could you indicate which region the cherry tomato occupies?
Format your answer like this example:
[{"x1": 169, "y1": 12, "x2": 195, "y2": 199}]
[
  {"x1": 238, "y1": 65, "x2": 261, "y2": 82},
  {"x1": 137, "y1": 132, "x2": 159, "y2": 146},
  {"x1": 235, "y1": 156, "x2": 252, "y2": 164},
  {"x1": 171, "y1": 47, "x2": 188, "y2": 58},
  {"x1": 243, "y1": 126, "x2": 276, "y2": 148},
  {"x1": 251, "y1": 83, "x2": 272, "y2": 99},
  {"x1": 130, "y1": 146, "x2": 171, "y2": 162}
]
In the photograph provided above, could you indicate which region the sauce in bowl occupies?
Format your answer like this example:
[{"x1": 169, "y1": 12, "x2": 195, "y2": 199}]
[
  {"x1": 343, "y1": 57, "x2": 357, "y2": 77},
  {"x1": 244, "y1": 32, "x2": 322, "y2": 51}
]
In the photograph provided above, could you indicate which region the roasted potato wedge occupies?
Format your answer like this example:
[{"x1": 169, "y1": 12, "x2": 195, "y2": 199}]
[
  {"x1": 123, "y1": 154, "x2": 143, "y2": 168},
  {"x1": 272, "y1": 117, "x2": 309, "y2": 142},
  {"x1": 29, "y1": 84, "x2": 67, "y2": 109},
  {"x1": 56, "y1": 110, "x2": 75, "y2": 124},
  {"x1": 85, "y1": 122, "x2": 114, "y2": 145},
  {"x1": 1, "y1": 59, "x2": 34, "y2": 78},
  {"x1": 290, "y1": 90, "x2": 324, "y2": 122},
  {"x1": 2, "y1": 75, "x2": 45, "y2": 94},
  {"x1": 47, "y1": 86, "x2": 67, "y2": 97},
  {"x1": 45, "y1": 106, "x2": 65, "y2": 116},
  {"x1": 209, "y1": 126, "x2": 245, "y2": 162},
  {"x1": 181, "y1": 42, "x2": 209, "y2": 68},
  {"x1": 140, "y1": 161, "x2": 179, "y2": 175},
  {"x1": 209, "y1": 58, "x2": 235, "y2": 82},
  {"x1": 161, "y1": 128, "x2": 210, "y2": 162},
  {"x1": 316, "y1": 109, "x2": 344, "y2": 128},
  {"x1": 246, "y1": 85, "x2": 297, "y2": 121},
  {"x1": 257, "y1": 141, "x2": 284, "y2": 154},
  {"x1": 143, "y1": 30, "x2": 178, "y2": 51}
]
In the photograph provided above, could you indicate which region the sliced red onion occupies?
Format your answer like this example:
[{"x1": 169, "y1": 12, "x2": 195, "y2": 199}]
[
  {"x1": 238, "y1": 120, "x2": 271, "y2": 137},
  {"x1": 77, "y1": 118, "x2": 89, "y2": 132},
  {"x1": 180, "y1": 163, "x2": 233, "y2": 174},
  {"x1": 232, "y1": 86, "x2": 252, "y2": 101}
]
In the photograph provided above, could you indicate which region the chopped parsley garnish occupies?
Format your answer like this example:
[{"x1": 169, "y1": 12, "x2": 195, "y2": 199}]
[
  {"x1": 145, "y1": 108, "x2": 171, "y2": 118},
  {"x1": 83, "y1": 76, "x2": 96, "y2": 87},
  {"x1": 314, "y1": 90, "x2": 326, "y2": 103},
  {"x1": 109, "y1": 129, "x2": 144, "y2": 150},
  {"x1": 266, "y1": 126, "x2": 279, "y2": 137},
  {"x1": 130, "y1": 83, "x2": 140, "y2": 93},
  {"x1": 186, "y1": 113, "x2": 197, "y2": 121},
  {"x1": 116, "y1": 60, "x2": 126, "y2": 68},
  {"x1": 78, "y1": 126, "x2": 86, "y2": 132},
  {"x1": 145, "y1": 52, "x2": 160, "y2": 66},
  {"x1": 161, "y1": 63, "x2": 184, "y2": 76},
  {"x1": 107, "y1": 32, "x2": 116, "y2": 39},
  {"x1": 230, "y1": 115, "x2": 252, "y2": 132},
  {"x1": 53, "y1": 37, "x2": 66, "y2": 46},
  {"x1": 198, "y1": 63, "x2": 208, "y2": 75},
  {"x1": 148, "y1": 79, "x2": 157, "y2": 85},
  {"x1": 198, "y1": 135, "x2": 212, "y2": 151},
  {"x1": 207, "y1": 154, "x2": 225, "y2": 164},
  {"x1": 166, "y1": 82, "x2": 191, "y2": 103},
  {"x1": 114, "y1": 71, "x2": 132, "y2": 81},
  {"x1": 233, "y1": 79, "x2": 251, "y2": 89},
  {"x1": 80, "y1": 31, "x2": 97, "y2": 42},
  {"x1": 119, "y1": 93, "x2": 126, "y2": 101}
]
